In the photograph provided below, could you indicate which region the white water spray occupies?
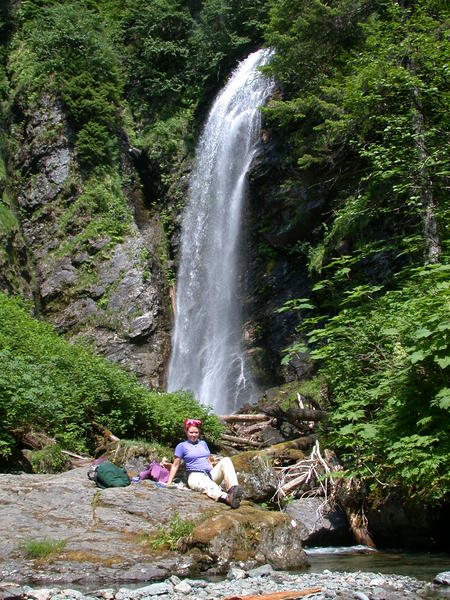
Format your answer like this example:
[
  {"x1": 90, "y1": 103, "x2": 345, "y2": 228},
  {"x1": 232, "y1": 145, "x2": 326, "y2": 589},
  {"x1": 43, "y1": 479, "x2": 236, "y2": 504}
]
[{"x1": 168, "y1": 49, "x2": 274, "y2": 414}]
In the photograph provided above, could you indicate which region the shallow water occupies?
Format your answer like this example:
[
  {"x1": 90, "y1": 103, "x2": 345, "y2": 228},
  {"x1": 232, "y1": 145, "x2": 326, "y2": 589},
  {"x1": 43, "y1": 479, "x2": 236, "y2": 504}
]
[{"x1": 305, "y1": 545, "x2": 450, "y2": 582}]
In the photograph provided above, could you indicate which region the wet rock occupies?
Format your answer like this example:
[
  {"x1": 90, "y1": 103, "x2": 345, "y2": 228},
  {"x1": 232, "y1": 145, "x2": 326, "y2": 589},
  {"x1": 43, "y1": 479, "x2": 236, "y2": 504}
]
[
  {"x1": 1, "y1": 569, "x2": 433, "y2": 600},
  {"x1": 284, "y1": 498, "x2": 352, "y2": 547},
  {"x1": 227, "y1": 567, "x2": 246, "y2": 581},
  {"x1": 127, "y1": 312, "x2": 156, "y2": 340},
  {"x1": 259, "y1": 424, "x2": 285, "y2": 446},
  {"x1": 247, "y1": 563, "x2": 274, "y2": 577},
  {"x1": 40, "y1": 259, "x2": 77, "y2": 300},
  {"x1": 367, "y1": 492, "x2": 449, "y2": 550},
  {"x1": 434, "y1": 571, "x2": 450, "y2": 585},
  {"x1": 173, "y1": 580, "x2": 191, "y2": 594}
]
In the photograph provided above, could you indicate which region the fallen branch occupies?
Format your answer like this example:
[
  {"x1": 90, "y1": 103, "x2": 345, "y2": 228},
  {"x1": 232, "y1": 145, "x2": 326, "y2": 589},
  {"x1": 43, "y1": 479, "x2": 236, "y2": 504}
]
[
  {"x1": 61, "y1": 450, "x2": 90, "y2": 461},
  {"x1": 221, "y1": 434, "x2": 261, "y2": 448},
  {"x1": 241, "y1": 422, "x2": 272, "y2": 436},
  {"x1": 273, "y1": 440, "x2": 338, "y2": 502},
  {"x1": 264, "y1": 437, "x2": 315, "y2": 455},
  {"x1": 12, "y1": 429, "x2": 56, "y2": 450},
  {"x1": 285, "y1": 407, "x2": 326, "y2": 422},
  {"x1": 220, "y1": 414, "x2": 270, "y2": 423}
]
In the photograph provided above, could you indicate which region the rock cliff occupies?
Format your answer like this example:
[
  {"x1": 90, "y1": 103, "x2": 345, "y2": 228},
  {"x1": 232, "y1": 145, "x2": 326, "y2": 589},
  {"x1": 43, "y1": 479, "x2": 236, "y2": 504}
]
[{"x1": 2, "y1": 93, "x2": 172, "y2": 388}]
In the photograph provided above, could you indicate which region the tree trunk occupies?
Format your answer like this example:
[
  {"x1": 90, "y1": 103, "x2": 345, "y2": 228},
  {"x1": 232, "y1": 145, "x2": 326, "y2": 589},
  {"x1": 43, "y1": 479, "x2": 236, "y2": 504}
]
[
  {"x1": 398, "y1": 0, "x2": 441, "y2": 264},
  {"x1": 410, "y1": 78, "x2": 441, "y2": 264}
]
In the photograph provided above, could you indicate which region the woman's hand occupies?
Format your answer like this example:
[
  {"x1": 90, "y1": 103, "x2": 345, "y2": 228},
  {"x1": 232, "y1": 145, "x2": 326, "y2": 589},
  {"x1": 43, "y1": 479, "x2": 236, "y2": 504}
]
[{"x1": 165, "y1": 457, "x2": 181, "y2": 486}]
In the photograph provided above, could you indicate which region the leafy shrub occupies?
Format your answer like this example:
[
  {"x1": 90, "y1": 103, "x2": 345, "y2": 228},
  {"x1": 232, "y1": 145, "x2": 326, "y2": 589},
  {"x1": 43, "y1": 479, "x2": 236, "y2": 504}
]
[
  {"x1": 282, "y1": 263, "x2": 450, "y2": 503},
  {"x1": 28, "y1": 444, "x2": 70, "y2": 474},
  {"x1": 150, "y1": 512, "x2": 195, "y2": 550},
  {"x1": 57, "y1": 172, "x2": 132, "y2": 255},
  {"x1": 122, "y1": 0, "x2": 193, "y2": 119},
  {"x1": 0, "y1": 293, "x2": 222, "y2": 462}
]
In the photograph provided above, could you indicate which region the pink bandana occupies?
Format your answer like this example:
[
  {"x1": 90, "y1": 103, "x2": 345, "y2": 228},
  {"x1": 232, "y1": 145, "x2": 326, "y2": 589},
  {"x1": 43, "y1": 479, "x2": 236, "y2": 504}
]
[{"x1": 184, "y1": 418, "x2": 202, "y2": 430}]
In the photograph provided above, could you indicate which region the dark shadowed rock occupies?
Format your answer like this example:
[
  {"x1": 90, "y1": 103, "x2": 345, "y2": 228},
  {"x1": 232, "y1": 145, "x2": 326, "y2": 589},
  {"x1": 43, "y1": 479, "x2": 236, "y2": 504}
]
[
  {"x1": 366, "y1": 493, "x2": 449, "y2": 551},
  {"x1": 434, "y1": 572, "x2": 450, "y2": 585},
  {"x1": 284, "y1": 498, "x2": 352, "y2": 547}
]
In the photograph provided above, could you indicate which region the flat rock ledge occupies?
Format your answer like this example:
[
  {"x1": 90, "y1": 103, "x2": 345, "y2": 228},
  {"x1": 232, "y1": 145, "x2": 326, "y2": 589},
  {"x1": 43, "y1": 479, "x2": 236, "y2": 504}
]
[
  {"x1": 0, "y1": 468, "x2": 306, "y2": 588},
  {"x1": 0, "y1": 565, "x2": 438, "y2": 600}
]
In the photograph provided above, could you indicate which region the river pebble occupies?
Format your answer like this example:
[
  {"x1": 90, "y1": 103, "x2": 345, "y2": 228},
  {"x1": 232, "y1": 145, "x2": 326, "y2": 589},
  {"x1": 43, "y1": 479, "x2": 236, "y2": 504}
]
[{"x1": 1, "y1": 566, "x2": 443, "y2": 600}]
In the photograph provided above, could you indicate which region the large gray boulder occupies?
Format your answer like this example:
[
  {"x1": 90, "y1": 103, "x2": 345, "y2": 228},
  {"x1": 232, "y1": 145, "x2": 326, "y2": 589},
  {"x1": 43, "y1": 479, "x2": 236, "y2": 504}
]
[{"x1": 0, "y1": 467, "x2": 308, "y2": 587}]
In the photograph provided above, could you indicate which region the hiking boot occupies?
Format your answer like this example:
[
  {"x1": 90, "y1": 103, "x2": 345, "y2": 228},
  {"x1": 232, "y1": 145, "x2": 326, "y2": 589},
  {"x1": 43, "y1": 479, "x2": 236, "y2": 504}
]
[{"x1": 226, "y1": 485, "x2": 243, "y2": 509}]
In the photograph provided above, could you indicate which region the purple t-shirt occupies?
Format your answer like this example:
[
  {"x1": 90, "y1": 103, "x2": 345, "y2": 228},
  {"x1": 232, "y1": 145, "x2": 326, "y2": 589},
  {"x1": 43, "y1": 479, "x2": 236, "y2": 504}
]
[{"x1": 174, "y1": 440, "x2": 211, "y2": 473}]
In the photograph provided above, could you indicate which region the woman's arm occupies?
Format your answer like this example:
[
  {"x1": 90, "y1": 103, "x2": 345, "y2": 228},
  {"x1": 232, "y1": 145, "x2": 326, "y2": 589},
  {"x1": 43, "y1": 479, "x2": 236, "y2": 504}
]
[{"x1": 166, "y1": 457, "x2": 181, "y2": 485}]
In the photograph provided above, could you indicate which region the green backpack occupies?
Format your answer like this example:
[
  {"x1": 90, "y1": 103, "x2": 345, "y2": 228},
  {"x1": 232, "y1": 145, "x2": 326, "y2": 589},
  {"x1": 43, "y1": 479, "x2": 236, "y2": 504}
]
[{"x1": 88, "y1": 460, "x2": 130, "y2": 489}]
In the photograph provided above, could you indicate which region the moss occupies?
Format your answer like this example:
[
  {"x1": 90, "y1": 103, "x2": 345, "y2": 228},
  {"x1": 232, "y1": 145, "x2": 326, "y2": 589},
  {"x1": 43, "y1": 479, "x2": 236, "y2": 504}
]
[
  {"x1": 231, "y1": 444, "x2": 305, "y2": 474},
  {"x1": 62, "y1": 550, "x2": 125, "y2": 566},
  {"x1": 188, "y1": 505, "x2": 288, "y2": 562},
  {"x1": 27, "y1": 443, "x2": 71, "y2": 474},
  {"x1": 0, "y1": 202, "x2": 18, "y2": 234},
  {"x1": 56, "y1": 172, "x2": 132, "y2": 260}
]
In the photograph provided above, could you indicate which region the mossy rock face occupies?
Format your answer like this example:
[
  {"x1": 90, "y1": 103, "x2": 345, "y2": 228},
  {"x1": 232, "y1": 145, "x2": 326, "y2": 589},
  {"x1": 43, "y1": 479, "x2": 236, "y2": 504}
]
[
  {"x1": 186, "y1": 504, "x2": 308, "y2": 570},
  {"x1": 231, "y1": 441, "x2": 308, "y2": 502},
  {"x1": 264, "y1": 380, "x2": 323, "y2": 411},
  {"x1": 263, "y1": 439, "x2": 308, "y2": 459},
  {"x1": 23, "y1": 444, "x2": 71, "y2": 474}
]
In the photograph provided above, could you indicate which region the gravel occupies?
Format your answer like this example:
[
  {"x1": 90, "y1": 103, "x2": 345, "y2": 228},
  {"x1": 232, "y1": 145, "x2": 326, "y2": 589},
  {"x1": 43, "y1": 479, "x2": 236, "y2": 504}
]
[{"x1": 2, "y1": 566, "x2": 448, "y2": 600}]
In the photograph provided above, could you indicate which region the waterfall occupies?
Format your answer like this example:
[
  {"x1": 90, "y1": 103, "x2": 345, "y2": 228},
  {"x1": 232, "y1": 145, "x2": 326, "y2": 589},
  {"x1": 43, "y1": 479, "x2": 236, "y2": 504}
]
[{"x1": 167, "y1": 49, "x2": 274, "y2": 414}]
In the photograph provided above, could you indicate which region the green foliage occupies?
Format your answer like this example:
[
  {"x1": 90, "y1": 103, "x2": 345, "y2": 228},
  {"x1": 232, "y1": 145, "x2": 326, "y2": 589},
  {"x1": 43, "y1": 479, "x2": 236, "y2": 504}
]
[
  {"x1": 188, "y1": 0, "x2": 268, "y2": 97},
  {"x1": 10, "y1": 1, "x2": 122, "y2": 170},
  {"x1": 150, "y1": 512, "x2": 196, "y2": 550},
  {"x1": 0, "y1": 293, "x2": 223, "y2": 461},
  {"x1": 58, "y1": 172, "x2": 132, "y2": 254},
  {"x1": 263, "y1": 0, "x2": 449, "y2": 265},
  {"x1": 0, "y1": 202, "x2": 18, "y2": 234},
  {"x1": 121, "y1": 0, "x2": 269, "y2": 121},
  {"x1": 282, "y1": 263, "x2": 449, "y2": 503},
  {"x1": 266, "y1": 0, "x2": 449, "y2": 505},
  {"x1": 28, "y1": 443, "x2": 70, "y2": 474},
  {"x1": 122, "y1": 0, "x2": 192, "y2": 119},
  {"x1": 22, "y1": 537, "x2": 66, "y2": 559}
]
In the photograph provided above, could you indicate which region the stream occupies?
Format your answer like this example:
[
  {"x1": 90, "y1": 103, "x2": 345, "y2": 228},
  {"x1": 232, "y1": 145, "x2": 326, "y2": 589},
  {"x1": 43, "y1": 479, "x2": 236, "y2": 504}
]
[{"x1": 305, "y1": 545, "x2": 450, "y2": 583}]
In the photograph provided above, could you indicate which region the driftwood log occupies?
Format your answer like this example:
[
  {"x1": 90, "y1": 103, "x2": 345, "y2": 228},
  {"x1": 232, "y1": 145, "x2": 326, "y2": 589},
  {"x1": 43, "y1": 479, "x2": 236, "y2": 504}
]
[
  {"x1": 220, "y1": 414, "x2": 270, "y2": 423},
  {"x1": 221, "y1": 434, "x2": 261, "y2": 448},
  {"x1": 337, "y1": 479, "x2": 376, "y2": 548},
  {"x1": 264, "y1": 436, "x2": 316, "y2": 454},
  {"x1": 264, "y1": 406, "x2": 326, "y2": 423}
]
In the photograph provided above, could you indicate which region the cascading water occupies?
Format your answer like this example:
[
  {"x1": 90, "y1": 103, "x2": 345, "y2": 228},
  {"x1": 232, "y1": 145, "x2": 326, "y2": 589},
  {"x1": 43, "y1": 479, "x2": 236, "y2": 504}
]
[{"x1": 168, "y1": 48, "x2": 274, "y2": 414}]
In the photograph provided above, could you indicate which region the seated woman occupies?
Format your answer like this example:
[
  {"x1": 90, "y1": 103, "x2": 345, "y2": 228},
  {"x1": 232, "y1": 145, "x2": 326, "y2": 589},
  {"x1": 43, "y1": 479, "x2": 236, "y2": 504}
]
[{"x1": 165, "y1": 418, "x2": 243, "y2": 509}]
